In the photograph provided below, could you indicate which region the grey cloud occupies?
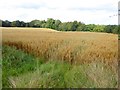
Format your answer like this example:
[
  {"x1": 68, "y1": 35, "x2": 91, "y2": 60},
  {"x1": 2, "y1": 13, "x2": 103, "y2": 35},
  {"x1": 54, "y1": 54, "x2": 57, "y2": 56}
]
[
  {"x1": 15, "y1": 2, "x2": 59, "y2": 10},
  {"x1": 16, "y1": 2, "x2": 47, "y2": 9},
  {"x1": 68, "y1": 4, "x2": 116, "y2": 12},
  {"x1": 68, "y1": 7, "x2": 116, "y2": 12}
]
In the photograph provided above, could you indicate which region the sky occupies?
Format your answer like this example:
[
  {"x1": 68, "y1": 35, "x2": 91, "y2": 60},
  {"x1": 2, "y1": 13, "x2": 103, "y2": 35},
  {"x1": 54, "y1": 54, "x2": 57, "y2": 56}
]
[{"x1": 0, "y1": 0, "x2": 119, "y2": 25}]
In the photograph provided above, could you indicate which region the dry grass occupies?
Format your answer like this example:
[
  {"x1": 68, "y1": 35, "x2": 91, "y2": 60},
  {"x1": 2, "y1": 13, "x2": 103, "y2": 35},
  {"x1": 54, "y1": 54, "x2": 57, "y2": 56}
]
[{"x1": 2, "y1": 27, "x2": 118, "y2": 68}]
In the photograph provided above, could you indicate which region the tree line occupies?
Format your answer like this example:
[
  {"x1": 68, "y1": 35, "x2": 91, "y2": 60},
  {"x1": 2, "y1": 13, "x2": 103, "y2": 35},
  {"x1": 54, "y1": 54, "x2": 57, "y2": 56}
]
[{"x1": 0, "y1": 18, "x2": 119, "y2": 34}]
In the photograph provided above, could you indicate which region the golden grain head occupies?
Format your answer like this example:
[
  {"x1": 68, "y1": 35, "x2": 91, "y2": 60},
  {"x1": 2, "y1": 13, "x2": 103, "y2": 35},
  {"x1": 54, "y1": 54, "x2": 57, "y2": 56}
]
[{"x1": 2, "y1": 27, "x2": 118, "y2": 66}]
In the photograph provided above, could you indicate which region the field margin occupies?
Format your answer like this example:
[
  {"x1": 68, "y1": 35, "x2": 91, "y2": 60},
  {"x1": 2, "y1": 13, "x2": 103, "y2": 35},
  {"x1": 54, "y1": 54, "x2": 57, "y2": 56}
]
[{"x1": 0, "y1": 20, "x2": 2, "y2": 89}]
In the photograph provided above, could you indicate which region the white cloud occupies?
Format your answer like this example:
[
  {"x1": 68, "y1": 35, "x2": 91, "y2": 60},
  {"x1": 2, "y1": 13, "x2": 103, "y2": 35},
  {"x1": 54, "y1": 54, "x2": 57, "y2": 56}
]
[{"x1": 0, "y1": 0, "x2": 119, "y2": 24}]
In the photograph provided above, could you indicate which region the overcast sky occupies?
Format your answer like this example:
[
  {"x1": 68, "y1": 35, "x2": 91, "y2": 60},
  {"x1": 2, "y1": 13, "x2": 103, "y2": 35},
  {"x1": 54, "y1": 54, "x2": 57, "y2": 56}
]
[{"x1": 0, "y1": 0, "x2": 119, "y2": 25}]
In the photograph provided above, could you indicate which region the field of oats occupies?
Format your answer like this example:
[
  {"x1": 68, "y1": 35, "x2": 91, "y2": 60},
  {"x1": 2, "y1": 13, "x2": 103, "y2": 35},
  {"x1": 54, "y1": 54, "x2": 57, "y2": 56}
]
[{"x1": 2, "y1": 27, "x2": 118, "y2": 88}]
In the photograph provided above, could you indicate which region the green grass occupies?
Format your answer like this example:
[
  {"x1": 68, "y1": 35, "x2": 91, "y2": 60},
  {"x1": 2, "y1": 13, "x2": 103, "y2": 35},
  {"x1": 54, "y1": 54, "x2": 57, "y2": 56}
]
[
  {"x1": 2, "y1": 45, "x2": 118, "y2": 88},
  {"x1": 2, "y1": 45, "x2": 44, "y2": 87},
  {"x1": 0, "y1": 58, "x2": 2, "y2": 89}
]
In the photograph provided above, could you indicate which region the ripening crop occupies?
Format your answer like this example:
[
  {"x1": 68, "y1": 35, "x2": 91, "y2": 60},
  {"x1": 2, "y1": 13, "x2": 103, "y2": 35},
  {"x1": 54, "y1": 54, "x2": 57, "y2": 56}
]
[{"x1": 2, "y1": 27, "x2": 118, "y2": 69}]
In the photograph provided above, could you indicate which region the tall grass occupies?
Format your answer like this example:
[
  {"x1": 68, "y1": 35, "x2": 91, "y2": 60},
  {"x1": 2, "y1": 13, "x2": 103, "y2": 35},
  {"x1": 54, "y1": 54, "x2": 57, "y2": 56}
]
[
  {"x1": 2, "y1": 45, "x2": 118, "y2": 88},
  {"x1": 0, "y1": 58, "x2": 2, "y2": 89},
  {"x1": 2, "y1": 45, "x2": 44, "y2": 88}
]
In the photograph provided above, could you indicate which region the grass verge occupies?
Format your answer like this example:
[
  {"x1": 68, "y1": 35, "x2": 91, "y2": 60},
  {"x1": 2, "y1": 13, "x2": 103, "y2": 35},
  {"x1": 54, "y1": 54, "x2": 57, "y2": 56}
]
[{"x1": 2, "y1": 45, "x2": 118, "y2": 88}]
